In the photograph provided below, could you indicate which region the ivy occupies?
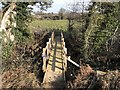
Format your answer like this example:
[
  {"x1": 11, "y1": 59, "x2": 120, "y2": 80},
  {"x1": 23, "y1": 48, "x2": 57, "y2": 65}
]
[
  {"x1": 1, "y1": 1, "x2": 53, "y2": 61},
  {"x1": 84, "y1": 2, "x2": 120, "y2": 68}
]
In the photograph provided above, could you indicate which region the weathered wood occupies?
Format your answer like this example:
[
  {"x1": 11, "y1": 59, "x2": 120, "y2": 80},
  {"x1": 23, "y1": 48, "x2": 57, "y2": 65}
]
[
  {"x1": 96, "y1": 70, "x2": 106, "y2": 76},
  {"x1": 42, "y1": 32, "x2": 82, "y2": 88},
  {"x1": 48, "y1": 38, "x2": 52, "y2": 48},
  {"x1": 62, "y1": 38, "x2": 64, "y2": 43},
  {"x1": 61, "y1": 33, "x2": 67, "y2": 72},
  {"x1": 42, "y1": 48, "x2": 47, "y2": 72},
  {"x1": 62, "y1": 42, "x2": 65, "y2": 48},
  {"x1": 63, "y1": 47, "x2": 67, "y2": 55},
  {"x1": 46, "y1": 42, "x2": 50, "y2": 59},
  {"x1": 42, "y1": 32, "x2": 55, "y2": 73},
  {"x1": 61, "y1": 32, "x2": 63, "y2": 38},
  {"x1": 42, "y1": 36, "x2": 66, "y2": 88},
  {"x1": 63, "y1": 55, "x2": 67, "y2": 72},
  {"x1": 51, "y1": 32, "x2": 54, "y2": 44}
]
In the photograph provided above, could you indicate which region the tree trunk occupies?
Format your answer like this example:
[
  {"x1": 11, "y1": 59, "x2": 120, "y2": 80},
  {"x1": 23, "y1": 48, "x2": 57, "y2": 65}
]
[{"x1": 0, "y1": 3, "x2": 16, "y2": 42}]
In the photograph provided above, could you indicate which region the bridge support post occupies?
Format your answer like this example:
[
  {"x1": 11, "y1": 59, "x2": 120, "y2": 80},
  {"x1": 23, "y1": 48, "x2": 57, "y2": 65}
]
[
  {"x1": 63, "y1": 55, "x2": 67, "y2": 72},
  {"x1": 63, "y1": 47, "x2": 67, "y2": 72},
  {"x1": 46, "y1": 42, "x2": 50, "y2": 60},
  {"x1": 51, "y1": 32, "x2": 54, "y2": 47},
  {"x1": 42, "y1": 32, "x2": 55, "y2": 73},
  {"x1": 42, "y1": 48, "x2": 47, "y2": 72},
  {"x1": 48, "y1": 38, "x2": 52, "y2": 49}
]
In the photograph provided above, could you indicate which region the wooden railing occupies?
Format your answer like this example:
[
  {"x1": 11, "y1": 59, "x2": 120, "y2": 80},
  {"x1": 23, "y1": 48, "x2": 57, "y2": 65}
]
[
  {"x1": 61, "y1": 32, "x2": 80, "y2": 71},
  {"x1": 42, "y1": 32, "x2": 80, "y2": 72},
  {"x1": 61, "y1": 32, "x2": 67, "y2": 72},
  {"x1": 42, "y1": 32, "x2": 54, "y2": 72}
]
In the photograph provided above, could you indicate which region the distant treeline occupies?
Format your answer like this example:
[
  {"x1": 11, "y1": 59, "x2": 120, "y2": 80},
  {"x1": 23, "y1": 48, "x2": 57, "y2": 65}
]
[{"x1": 32, "y1": 12, "x2": 84, "y2": 20}]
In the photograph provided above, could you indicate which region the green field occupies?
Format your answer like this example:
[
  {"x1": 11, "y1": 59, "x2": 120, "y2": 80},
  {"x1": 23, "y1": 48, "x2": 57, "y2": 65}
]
[{"x1": 29, "y1": 19, "x2": 68, "y2": 32}]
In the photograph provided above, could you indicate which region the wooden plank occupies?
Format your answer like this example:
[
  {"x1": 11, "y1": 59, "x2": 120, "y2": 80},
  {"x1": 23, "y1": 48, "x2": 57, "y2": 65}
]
[
  {"x1": 42, "y1": 36, "x2": 66, "y2": 88},
  {"x1": 96, "y1": 70, "x2": 106, "y2": 76},
  {"x1": 42, "y1": 48, "x2": 47, "y2": 72}
]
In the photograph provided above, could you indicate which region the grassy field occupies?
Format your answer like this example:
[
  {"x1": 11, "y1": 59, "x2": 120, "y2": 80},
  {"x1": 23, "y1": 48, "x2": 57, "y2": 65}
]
[{"x1": 29, "y1": 19, "x2": 68, "y2": 32}]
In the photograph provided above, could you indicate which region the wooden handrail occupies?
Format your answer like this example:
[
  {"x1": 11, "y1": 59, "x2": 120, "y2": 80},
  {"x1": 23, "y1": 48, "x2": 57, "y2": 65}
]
[
  {"x1": 61, "y1": 32, "x2": 80, "y2": 70},
  {"x1": 42, "y1": 32, "x2": 80, "y2": 72},
  {"x1": 42, "y1": 32, "x2": 54, "y2": 72},
  {"x1": 61, "y1": 32, "x2": 67, "y2": 72}
]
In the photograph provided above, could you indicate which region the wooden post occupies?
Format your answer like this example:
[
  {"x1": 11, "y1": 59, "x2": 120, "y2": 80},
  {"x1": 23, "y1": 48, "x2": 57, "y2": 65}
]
[
  {"x1": 64, "y1": 47, "x2": 67, "y2": 54},
  {"x1": 61, "y1": 32, "x2": 63, "y2": 38},
  {"x1": 46, "y1": 42, "x2": 50, "y2": 60},
  {"x1": 62, "y1": 45, "x2": 67, "y2": 72},
  {"x1": 42, "y1": 32, "x2": 55, "y2": 72},
  {"x1": 51, "y1": 32, "x2": 54, "y2": 46},
  {"x1": 64, "y1": 55, "x2": 67, "y2": 71},
  {"x1": 48, "y1": 38, "x2": 52, "y2": 49},
  {"x1": 62, "y1": 38, "x2": 64, "y2": 43},
  {"x1": 62, "y1": 44, "x2": 66, "y2": 54},
  {"x1": 42, "y1": 48, "x2": 47, "y2": 72},
  {"x1": 62, "y1": 42, "x2": 65, "y2": 49}
]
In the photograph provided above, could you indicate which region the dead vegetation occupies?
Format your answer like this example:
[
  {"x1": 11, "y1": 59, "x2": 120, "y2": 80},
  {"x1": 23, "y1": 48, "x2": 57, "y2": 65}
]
[
  {"x1": 2, "y1": 31, "x2": 52, "y2": 88},
  {"x1": 67, "y1": 64, "x2": 120, "y2": 90},
  {"x1": 2, "y1": 67, "x2": 40, "y2": 88}
]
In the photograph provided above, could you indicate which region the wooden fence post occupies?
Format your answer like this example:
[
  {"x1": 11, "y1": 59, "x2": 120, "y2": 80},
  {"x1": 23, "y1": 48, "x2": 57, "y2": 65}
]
[
  {"x1": 51, "y1": 32, "x2": 54, "y2": 46},
  {"x1": 42, "y1": 32, "x2": 55, "y2": 72},
  {"x1": 61, "y1": 32, "x2": 63, "y2": 38},
  {"x1": 46, "y1": 42, "x2": 50, "y2": 60},
  {"x1": 63, "y1": 55, "x2": 67, "y2": 72},
  {"x1": 48, "y1": 38, "x2": 52, "y2": 49},
  {"x1": 62, "y1": 38, "x2": 64, "y2": 43},
  {"x1": 42, "y1": 48, "x2": 47, "y2": 72},
  {"x1": 63, "y1": 47, "x2": 67, "y2": 71}
]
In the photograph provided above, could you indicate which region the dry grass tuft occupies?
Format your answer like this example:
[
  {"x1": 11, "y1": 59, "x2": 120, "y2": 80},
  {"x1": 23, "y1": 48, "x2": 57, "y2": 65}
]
[{"x1": 2, "y1": 67, "x2": 40, "y2": 88}]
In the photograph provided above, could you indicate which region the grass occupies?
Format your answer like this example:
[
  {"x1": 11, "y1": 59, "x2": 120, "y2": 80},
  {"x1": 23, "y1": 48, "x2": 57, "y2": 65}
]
[{"x1": 29, "y1": 19, "x2": 68, "y2": 32}]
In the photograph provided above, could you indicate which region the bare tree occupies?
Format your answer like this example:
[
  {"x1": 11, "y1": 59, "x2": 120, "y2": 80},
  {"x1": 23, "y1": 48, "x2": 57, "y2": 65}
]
[{"x1": 66, "y1": 0, "x2": 85, "y2": 31}]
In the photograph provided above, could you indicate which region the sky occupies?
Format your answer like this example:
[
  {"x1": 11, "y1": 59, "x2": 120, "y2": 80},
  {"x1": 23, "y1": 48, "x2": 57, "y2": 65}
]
[
  {"x1": 32, "y1": 0, "x2": 91, "y2": 13},
  {"x1": 0, "y1": 0, "x2": 91, "y2": 13},
  {"x1": 0, "y1": 3, "x2": 2, "y2": 10}
]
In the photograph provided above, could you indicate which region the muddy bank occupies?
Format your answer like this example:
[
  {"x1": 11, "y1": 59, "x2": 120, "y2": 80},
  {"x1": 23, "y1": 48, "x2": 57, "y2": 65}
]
[{"x1": 2, "y1": 30, "x2": 52, "y2": 88}]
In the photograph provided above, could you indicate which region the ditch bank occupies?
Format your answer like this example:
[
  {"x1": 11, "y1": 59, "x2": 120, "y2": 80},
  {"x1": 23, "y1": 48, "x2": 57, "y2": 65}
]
[{"x1": 2, "y1": 30, "x2": 52, "y2": 88}]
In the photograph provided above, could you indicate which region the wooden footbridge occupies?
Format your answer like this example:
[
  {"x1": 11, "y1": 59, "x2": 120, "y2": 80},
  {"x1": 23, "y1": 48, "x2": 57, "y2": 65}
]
[{"x1": 41, "y1": 32, "x2": 80, "y2": 88}]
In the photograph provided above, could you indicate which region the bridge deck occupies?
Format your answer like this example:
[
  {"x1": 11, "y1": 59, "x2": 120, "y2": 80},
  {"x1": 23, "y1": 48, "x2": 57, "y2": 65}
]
[{"x1": 42, "y1": 36, "x2": 66, "y2": 88}]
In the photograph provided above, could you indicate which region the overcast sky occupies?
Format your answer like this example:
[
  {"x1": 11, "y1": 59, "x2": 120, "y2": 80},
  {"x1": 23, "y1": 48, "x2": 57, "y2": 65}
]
[
  {"x1": 0, "y1": 3, "x2": 2, "y2": 10},
  {"x1": 0, "y1": 0, "x2": 91, "y2": 12},
  {"x1": 33, "y1": 0, "x2": 91, "y2": 13}
]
